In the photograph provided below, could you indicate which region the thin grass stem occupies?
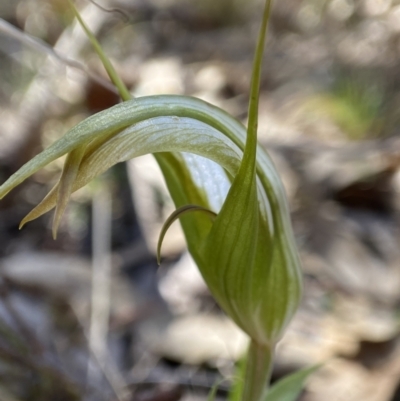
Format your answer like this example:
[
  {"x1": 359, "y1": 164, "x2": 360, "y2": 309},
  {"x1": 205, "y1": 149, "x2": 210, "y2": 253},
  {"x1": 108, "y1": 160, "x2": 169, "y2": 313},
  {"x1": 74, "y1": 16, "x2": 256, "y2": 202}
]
[{"x1": 68, "y1": 0, "x2": 132, "y2": 101}]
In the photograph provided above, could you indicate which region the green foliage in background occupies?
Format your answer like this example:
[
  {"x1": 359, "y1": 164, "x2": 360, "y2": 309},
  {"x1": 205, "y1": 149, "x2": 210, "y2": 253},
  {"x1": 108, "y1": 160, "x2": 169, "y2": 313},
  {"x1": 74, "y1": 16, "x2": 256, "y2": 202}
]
[{"x1": 309, "y1": 76, "x2": 384, "y2": 140}]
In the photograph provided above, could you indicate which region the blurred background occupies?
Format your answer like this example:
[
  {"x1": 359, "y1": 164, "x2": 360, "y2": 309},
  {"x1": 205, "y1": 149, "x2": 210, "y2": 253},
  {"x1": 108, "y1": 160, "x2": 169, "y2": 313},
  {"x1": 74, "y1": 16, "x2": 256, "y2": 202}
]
[{"x1": 0, "y1": 0, "x2": 400, "y2": 400}]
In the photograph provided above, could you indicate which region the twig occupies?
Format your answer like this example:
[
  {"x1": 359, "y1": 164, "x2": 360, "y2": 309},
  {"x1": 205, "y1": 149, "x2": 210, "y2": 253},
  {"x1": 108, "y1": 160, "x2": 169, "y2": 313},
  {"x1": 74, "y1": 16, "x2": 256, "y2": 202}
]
[
  {"x1": 84, "y1": 179, "x2": 130, "y2": 401},
  {"x1": 87, "y1": 0, "x2": 130, "y2": 22},
  {"x1": 64, "y1": 297, "x2": 131, "y2": 401},
  {"x1": 127, "y1": 376, "x2": 231, "y2": 393},
  {"x1": 87, "y1": 180, "x2": 113, "y2": 387}
]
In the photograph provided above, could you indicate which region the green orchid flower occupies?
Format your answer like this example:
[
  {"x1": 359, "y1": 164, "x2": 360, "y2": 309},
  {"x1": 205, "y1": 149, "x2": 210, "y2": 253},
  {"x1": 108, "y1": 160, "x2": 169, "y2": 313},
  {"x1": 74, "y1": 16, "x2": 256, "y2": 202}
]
[{"x1": 0, "y1": 1, "x2": 303, "y2": 400}]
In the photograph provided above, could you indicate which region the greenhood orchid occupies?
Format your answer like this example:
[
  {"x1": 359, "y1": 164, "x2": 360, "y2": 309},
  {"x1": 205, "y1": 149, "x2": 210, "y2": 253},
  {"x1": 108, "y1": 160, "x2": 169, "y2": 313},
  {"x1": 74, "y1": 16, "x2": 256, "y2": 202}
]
[{"x1": 0, "y1": 1, "x2": 303, "y2": 400}]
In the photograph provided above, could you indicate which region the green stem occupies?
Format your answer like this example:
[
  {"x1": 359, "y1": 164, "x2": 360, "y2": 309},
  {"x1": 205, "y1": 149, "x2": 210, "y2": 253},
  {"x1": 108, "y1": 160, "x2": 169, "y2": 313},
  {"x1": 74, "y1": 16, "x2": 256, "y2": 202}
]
[
  {"x1": 242, "y1": 341, "x2": 274, "y2": 401},
  {"x1": 69, "y1": 0, "x2": 132, "y2": 102},
  {"x1": 241, "y1": 0, "x2": 272, "y2": 173}
]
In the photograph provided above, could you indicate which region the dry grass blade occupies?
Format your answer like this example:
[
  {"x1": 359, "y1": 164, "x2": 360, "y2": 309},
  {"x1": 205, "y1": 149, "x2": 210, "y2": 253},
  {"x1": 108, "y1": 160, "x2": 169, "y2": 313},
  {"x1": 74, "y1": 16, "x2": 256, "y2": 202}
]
[{"x1": 0, "y1": 18, "x2": 117, "y2": 93}]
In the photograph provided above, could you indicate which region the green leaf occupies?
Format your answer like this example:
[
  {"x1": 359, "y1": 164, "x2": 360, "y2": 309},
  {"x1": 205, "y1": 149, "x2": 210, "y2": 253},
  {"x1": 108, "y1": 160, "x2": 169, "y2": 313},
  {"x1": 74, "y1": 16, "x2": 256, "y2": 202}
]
[
  {"x1": 263, "y1": 365, "x2": 320, "y2": 401},
  {"x1": 16, "y1": 114, "x2": 239, "y2": 227},
  {"x1": 0, "y1": 96, "x2": 242, "y2": 199},
  {"x1": 52, "y1": 146, "x2": 86, "y2": 238}
]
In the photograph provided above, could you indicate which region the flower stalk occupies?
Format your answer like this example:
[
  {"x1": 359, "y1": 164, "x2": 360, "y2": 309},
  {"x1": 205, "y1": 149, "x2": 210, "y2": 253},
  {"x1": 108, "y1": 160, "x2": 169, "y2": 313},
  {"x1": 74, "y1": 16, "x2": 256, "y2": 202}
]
[{"x1": 242, "y1": 341, "x2": 274, "y2": 401}]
